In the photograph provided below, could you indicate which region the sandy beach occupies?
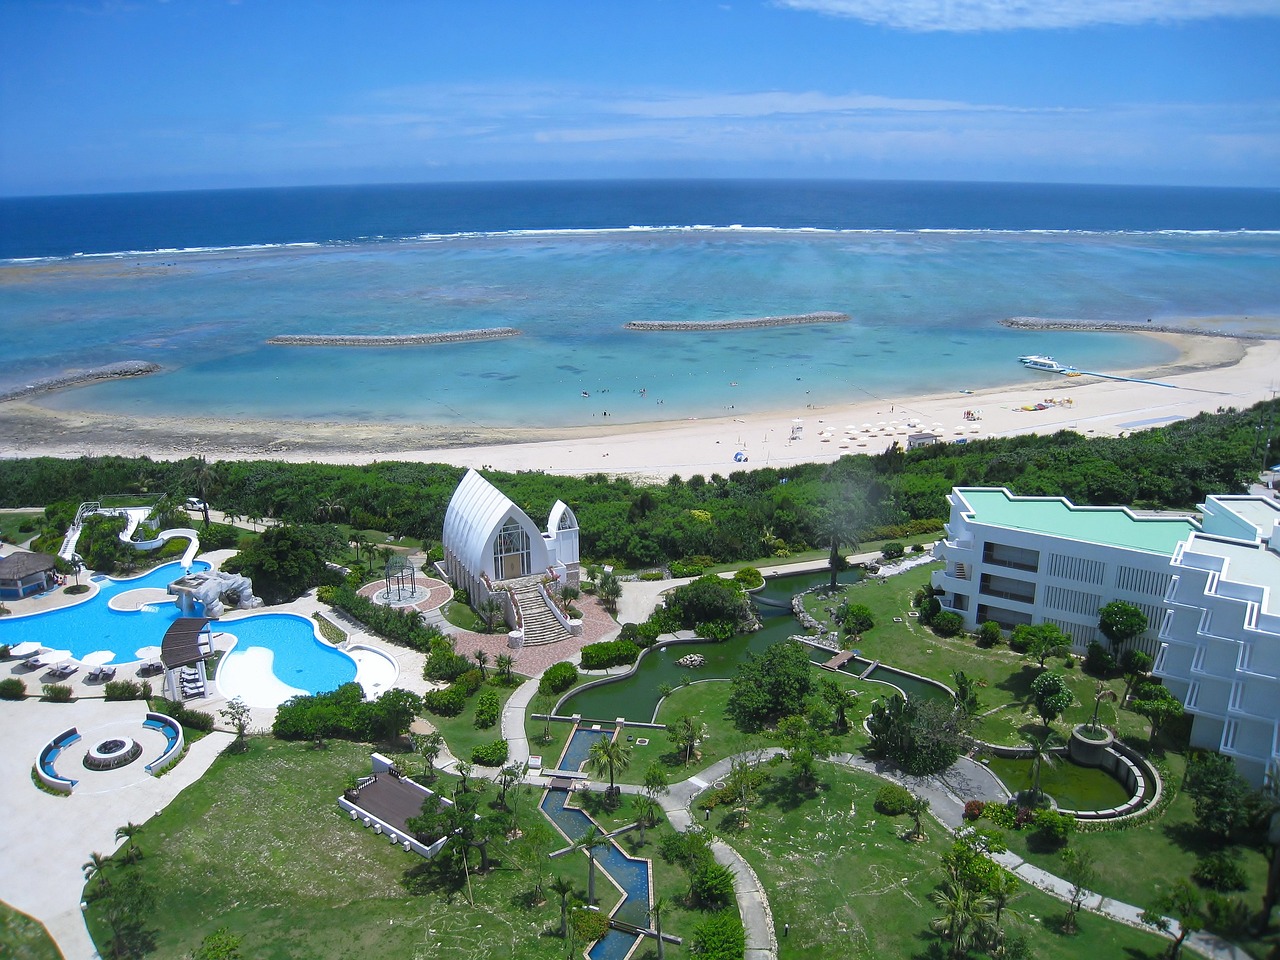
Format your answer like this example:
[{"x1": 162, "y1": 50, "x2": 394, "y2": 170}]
[{"x1": 0, "y1": 331, "x2": 1276, "y2": 480}]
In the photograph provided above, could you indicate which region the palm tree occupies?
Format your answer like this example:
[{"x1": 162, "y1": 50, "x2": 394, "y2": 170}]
[
  {"x1": 474, "y1": 649, "x2": 490, "y2": 679},
  {"x1": 817, "y1": 492, "x2": 860, "y2": 590},
  {"x1": 550, "y1": 875, "x2": 574, "y2": 938},
  {"x1": 597, "y1": 570, "x2": 622, "y2": 614},
  {"x1": 188, "y1": 456, "x2": 214, "y2": 527},
  {"x1": 668, "y1": 714, "x2": 706, "y2": 766},
  {"x1": 989, "y1": 869, "x2": 1020, "y2": 925},
  {"x1": 317, "y1": 495, "x2": 345, "y2": 523},
  {"x1": 83, "y1": 851, "x2": 112, "y2": 893},
  {"x1": 478, "y1": 596, "x2": 505, "y2": 633},
  {"x1": 1088, "y1": 680, "x2": 1118, "y2": 733},
  {"x1": 1021, "y1": 730, "x2": 1057, "y2": 804},
  {"x1": 496, "y1": 653, "x2": 515, "y2": 683},
  {"x1": 573, "y1": 826, "x2": 611, "y2": 905},
  {"x1": 586, "y1": 737, "x2": 633, "y2": 802},
  {"x1": 931, "y1": 880, "x2": 996, "y2": 959},
  {"x1": 115, "y1": 822, "x2": 142, "y2": 863},
  {"x1": 907, "y1": 794, "x2": 931, "y2": 841},
  {"x1": 649, "y1": 896, "x2": 667, "y2": 960}
]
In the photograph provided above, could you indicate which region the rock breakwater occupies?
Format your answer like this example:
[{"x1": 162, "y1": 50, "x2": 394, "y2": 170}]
[
  {"x1": 625, "y1": 312, "x2": 849, "y2": 332},
  {"x1": 267, "y1": 328, "x2": 522, "y2": 346},
  {"x1": 1000, "y1": 317, "x2": 1273, "y2": 339},
  {"x1": 0, "y1": 360, "x2": 160, "y2": 403}
]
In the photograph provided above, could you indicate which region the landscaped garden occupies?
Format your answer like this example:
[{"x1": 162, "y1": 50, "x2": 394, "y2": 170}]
[{"x1": 0, "y1": 901, "x2": 61, "y2": 960}]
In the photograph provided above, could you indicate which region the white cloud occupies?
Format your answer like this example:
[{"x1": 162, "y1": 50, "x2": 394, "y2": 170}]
[{"x1": 775, "y1": 0, "x2": 1280, "y2": 32}]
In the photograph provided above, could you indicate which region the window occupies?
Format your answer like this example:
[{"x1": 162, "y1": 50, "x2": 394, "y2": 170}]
[{"x1": 492, "y1": 518, "x2": 531, "y2": 580}]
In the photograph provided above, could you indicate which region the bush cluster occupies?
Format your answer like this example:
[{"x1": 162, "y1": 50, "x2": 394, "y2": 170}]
[
  {"x1": 272, "y1": 684, "x2": 420, "y2": 742},
  {"x1": 473, "y1": 690, "x2": 500, "y2": 729},
  {"x1": 732, "y1": 566, "x2": 764, "y2": 590},
  {"x1": 0, "y1": 677, "x2": 26, "y2": 700},
  {"x1": 470, "y1": 738, "x2": 509, "y2": 766},
  {"x1": 538, "y1": 661, "x2": 578, "y2": 696},
  {"x1": 579, "y1": 639, "x2": 641, "y2": 670},
  {"x1": 317, "y1": 583, "x2": 443, "y2": 652},
  {"x1": 691, "y1": 909, "x2": 746, "y2": 960},
  {"x1": 963, "y1": 800, "x2": 986, "y2": 821},
  {"x1": 156, "y1": 697, "x2": 216, "y2": 732},
  {"x1": 42, "y1": 683, "x2": 74, "y2": 702},
  {"x1": 422, "y1": 663, "x2": 487, "y2": 718},
  {"x1": 103, "y1": 679, "x2": 145, "y2": 701},
  {"x1": 930, "y1": 610, "x2": 964, "y2": 637},
  {"x1": 874, "y1": 783, "x2": 914, "y2": 816}
]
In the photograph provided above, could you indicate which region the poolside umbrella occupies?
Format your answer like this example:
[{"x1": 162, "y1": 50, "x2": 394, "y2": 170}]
[
  {"x1": 82, "y1": 650, "x2": 115, "y2": 667},
  {"x1": 10, "y1": 641, "x2": 42, "y2": 658},
  {"x1": 39, "y1": 649, "x2": 71, "y2": 666}
]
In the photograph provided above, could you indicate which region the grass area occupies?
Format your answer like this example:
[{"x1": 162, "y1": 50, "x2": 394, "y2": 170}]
[
  {"x1": 441, "y1": 599, "x2": 488, "y2": 632},
  {"x1": 82, "y1": 736, "x2": 693, "y2": 960},
  {"x1": 0, "y1": 511, "x2": 42, "y2": 546},
  {"x1": 422, "y1": 678, "x2": 520, "y2": 766},
  {"x1": 726, "y1": 758, "x2": 1175, "y2": 960},
  {"x1": 526, "y1": 715, "x2": 576, "y2": 769},
  {"x1": 0, "y1": 900, "x2": 62, "y2": 960}
]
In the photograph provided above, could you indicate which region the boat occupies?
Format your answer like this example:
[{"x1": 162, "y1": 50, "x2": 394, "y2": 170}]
[{"x1": 1019, "y1": 354, "x2": 1069, "y2": 373}]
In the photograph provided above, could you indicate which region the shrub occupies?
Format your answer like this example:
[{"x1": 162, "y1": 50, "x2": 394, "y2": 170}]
[
  {"x1": 881, "y1": 541, "x2": 905, "y2": 561},
  {"x1": 157, "y1": 698, "x2": 218, "y2": 733},
  {"x1": 733, "y1": 566, "x2": 764, "y2": 590},
  {"x1": 423, "y1": 648, "x2": 472, "y2": 683},
  {"x1": 453, "y1": 668, "x2": 485, "y2": 697},
  {"x1": 42, "y1": 683, "x2": 74, "y2": 702},
  {"x1": 694, "y1": 620, "x2": 736, "y2": 642},
  {"x1": 1203, "y1": 892, "x2": 1252, "y2": 938},
  {"x1": 538, "y1": 661, "x2": 578, "y2": 696},
  {"x1": 470, "y1": 738, "x2": 509, "y2": 766},
  {"x1": 474, "y1": 689, "x2": 500, "y2": 729},
  {"x1": 691, "y1": 909, "x2": 745, "y2": 960},
  {"x1": 1193, "y1": 850, "x2": 1247, "y2": 891},
  {"x1": 422, "y1": 686, "x2": 467, "y2": 717},
  {"x1": 983, "y1": 802, "x2": 1017, "y2": 830},
  {"x1": 691, "y1": 861, "x2": 736, "y2": 908},
  {"x1": 638, "y1": 570, "x2": 665, "y2": 581},
  {"x1": 1029, "y1": 809, "x2": 1075, "y2": 850},
  {"x1": 931, "y1": 611, "x2": 964, "y2": 637},
  {"x1": 103, "y1": 679, "x2": 143, "y2": 701},
  {"x1": 1083, "y1": 641, "x2": 1116, "y2": 677},
  {"x1": 579, "y1": 639, "x2": 641, "y2": 670},
  {"x1": 0, "y1": 677, "x2": 26, "y2": 700},
  {"x1": 911, "y1": 543, "x2": 925, "y2": 553},
  {"x1": 963, "y1": 800, "x2": 986, "y2": 821},
  {"x1": 874, "y1": 783, "x2": 914, "y2": 816},
  {"x1": 976, "y1": 621, "x2": 1002, "y2": 648},
  {"x1": 669, "y1": 559, "x2": 705, "y2": 578}
]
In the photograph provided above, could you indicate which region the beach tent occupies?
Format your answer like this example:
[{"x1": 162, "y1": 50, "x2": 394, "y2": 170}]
[{"x1": 733, "y1": 451, "x2": 748, "y2": 462}]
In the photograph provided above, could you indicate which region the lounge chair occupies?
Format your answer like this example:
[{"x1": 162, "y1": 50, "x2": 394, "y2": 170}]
[
  {"x1": 48, "y1": 662, "x2": 78, "y2": 680},
  {"x1": 86, "y1": 666, "x2": 103, "y2": 682},
  {"x1": 100, "y1": 666, "x2": 116, "y2": 681}
]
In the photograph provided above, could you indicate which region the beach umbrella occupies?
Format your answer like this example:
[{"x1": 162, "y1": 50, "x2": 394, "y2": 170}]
[
  {"x1": 40, "y1": 649, "x2": 72, "y2": 665},
  {"x1": 10, "y1": 641, "x2": 42, "y2": 658},
  {"x1": 135, "y1": 645, "x2": 162, "y2": 663},
  {"x1": 82, "y1": 650, "x2": 115, "y2": 667}
]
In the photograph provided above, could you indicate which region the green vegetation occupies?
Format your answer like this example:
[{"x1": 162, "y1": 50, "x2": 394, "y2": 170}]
[{"x1": 0, "y1": 901, "x2": 62, "y2": 960}]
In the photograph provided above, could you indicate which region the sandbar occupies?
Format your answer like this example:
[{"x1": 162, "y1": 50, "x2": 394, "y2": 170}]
[{"x1": 0, "y1": 330, "x2": 1276, "y2": 481}]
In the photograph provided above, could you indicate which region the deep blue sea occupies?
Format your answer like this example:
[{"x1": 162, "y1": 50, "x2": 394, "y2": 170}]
[{"x1": 2, "y1": 179, "x2": 1278, "y2": 429}]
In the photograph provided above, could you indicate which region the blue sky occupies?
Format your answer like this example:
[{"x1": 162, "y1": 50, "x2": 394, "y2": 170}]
[{"x1": 1, "y1": 0, "x2": 1278, "y2": 195}]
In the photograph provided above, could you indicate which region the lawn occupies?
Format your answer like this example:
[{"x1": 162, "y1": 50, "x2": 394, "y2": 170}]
[
  {"x1": 725, "y1": 758, "x2": 1176, "y2": 960},
  {"x1": 81, "y1": 736, "x2": 702, "y2": 960},
  {"x1": 421, "y1": 678, "x2": 521, "y2": 767},
  {"x1": 0, "y1": 901, "x2": 62, "y2": 960},
  {"x1": 0, "y1": 511, "x2": 43, "y2": 547}
]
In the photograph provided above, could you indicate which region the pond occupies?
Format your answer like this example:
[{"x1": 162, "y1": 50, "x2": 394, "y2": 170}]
[
  {"x1": 558, "y1": 568, "x2": 864, "y2": 724},
  {"x1": 984, "y1": 754, "x2": 1132, "y2": 811}
]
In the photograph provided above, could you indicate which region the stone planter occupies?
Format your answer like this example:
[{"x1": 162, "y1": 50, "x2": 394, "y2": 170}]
[{"x1": 1068, "y1": 723, "x2": 1115, "y2": 768}]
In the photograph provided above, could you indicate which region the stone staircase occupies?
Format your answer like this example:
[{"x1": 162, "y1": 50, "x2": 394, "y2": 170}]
[{"x1": 506, "y1": 577, "x2": 571, "y2": 646}]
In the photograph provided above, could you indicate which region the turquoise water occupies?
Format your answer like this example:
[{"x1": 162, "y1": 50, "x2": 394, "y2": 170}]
[
  {"x1": 221, "y1": 613, "x2": 357, "y2": 695},
  {"x1": 0, "y1": 561, "x2": 209, "y2": 661},
  {"x1": 18, "y1": 227, "x2": 1280, "y2": 428}
]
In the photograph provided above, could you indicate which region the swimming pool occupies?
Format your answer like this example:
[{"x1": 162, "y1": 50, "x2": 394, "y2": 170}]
[
  {"x1": 216, "y1": 613, "x2": 358, "y2": 708},
  {"x1": 0, "y1": 561, "x2": 210, "y2": 661}
]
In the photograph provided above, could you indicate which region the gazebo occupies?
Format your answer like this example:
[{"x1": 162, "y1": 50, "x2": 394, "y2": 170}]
[
  {"x1": 0, "y1": 551, "x2": 59, "y2": 599},
  {"x1": 160, "y1": 617, "x2": 216, "y2": 701}
]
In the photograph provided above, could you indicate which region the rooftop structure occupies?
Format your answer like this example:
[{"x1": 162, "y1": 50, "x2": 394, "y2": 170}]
[{"x1": 0, "y1": 550, "x2": 59, "y2": 599}]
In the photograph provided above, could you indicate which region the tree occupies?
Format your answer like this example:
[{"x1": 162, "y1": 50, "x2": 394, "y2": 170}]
[
  {"x1": 497, "y1": 762, "x2": 526, "y2": 811},
  {"x1": 597, "y1": 570, "x2": 623, "y2": 613},
  {"x1": 1184, "y1": 751, "x2": 1257, "y2": 842},
  {"x1": 572, "y1": 826, "x2": 611, "y2": 906},
  {"x1": 222, "y1": 523, "x2": 344, "y2": 604},
  {"x1": 218, "y1": 697, "x2": 251, "y2": 748},
  {"x1": 1021, "y1": 730, "x2": 1058, "y2": 803},
  {"x1": 777, "y1": 714, "x2": 833, "y2": 791},
  {"x1": 1141, "y1": 878, "x2": 1205, "y2": 958},
  {"x1": 725, "y1": 638, "x2": 815, "y2": 732},
  {"x1": 819, "y1": 676, "x2": 860, "y2": 732},
  {"x1": 1060, "y1": 847, "x2": 1097, "y2": 934},
  {"x1": 834, "y1": 601, "x2": 875, "y2": 636},
  {"x1": 586, "y1": 736, "x2": 633, "y2": 804},
  {"x1": 533, "y1": 691, "x2": 556, "y2": 743},
  {"x1": 549, "y1": 875, "x2": 574, "y2": 938},
  {"x1": 952, "y1": 671, "x2": 980, "y2": 718},
  {"x1": 100, "y1": 869, "x2": 156, "y2": 960},
  {"x1": 1030, "y1": 671, "x2": 1073, "y2": 730},
  {"x1": 988, "y1": 869, "x2": 1021, "y2": 925},
  {"x1": 907, "y1": 793, "x2": 931, "y2": 841},
  {"x1": 495, "y1": 653, "x2": 515, "y2": 683},
  {"x1": 931, "y1": 880, "x2": 996, "y2": 960},
  {"x1": 1098, "y1": 600, "x2": 1147, "y2": 656},
  {"x1": 115, "y1": 821, "x2": 143, "y2": 864},
  {"x1": 83, "y1": 851, "x2": 112, "y2": 894},
  {"x1": 867, "y1": 693, "x2": 970, "y2": 776},
  {"x1": 474, "y1": 648, "x2": 490, "y2": 679},
  {"x1": 667, "y1": 714, "x2": 706, "y2": 766},
  {"x1": 817, "y1": 484, "x2": 861, "y2": 590},
  {"x1": 1120, "y1": 648, "x2": 1155, "y2": 702},
  {"x1": 649, "y1": 896, "x2": 668, "y2": 960},
  {"x1": 413, "y1": 730, "x2": 445, "y2": 781},
  {"x1": 1131, "y1": 681, "x2": 1184, "y2": 743},
  {"x1": 350, "y1": 532, "x2": 368, "y2": 567},
  {"x1": 1015, "y1": 623, "x2": 1071, "y2": 668},
  {"x1": 366, "y1": 687, "x2": 422, "y2": 742},
  {"x1": 477, "y1": 597, "x2": 504, "y2": 633}
]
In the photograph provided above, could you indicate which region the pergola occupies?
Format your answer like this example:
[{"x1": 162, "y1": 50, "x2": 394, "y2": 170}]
[
  {"x1": 160, "y1": 617, "x2": 215, "y2": 701},
  {"x1": 383, "y1": 555, "x2": 416, "y2": 602}
]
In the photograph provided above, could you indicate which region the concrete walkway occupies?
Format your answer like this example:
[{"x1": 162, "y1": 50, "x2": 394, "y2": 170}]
[{"x1": 0, "y1": 699, "x2": 233, "y2": 960}]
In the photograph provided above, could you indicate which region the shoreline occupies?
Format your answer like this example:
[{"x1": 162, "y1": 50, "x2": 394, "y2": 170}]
[{"x1": 0, "y1": 330, "x2": 1275, "y2": 480}]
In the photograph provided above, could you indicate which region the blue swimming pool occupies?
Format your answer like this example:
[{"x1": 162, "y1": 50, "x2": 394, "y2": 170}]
[
  {"x1": 220, "y1": 613, "x2": 357, "y2": 696},
  {"x1": 0, "y1": 561, "x2": 210, "y2": 661}
]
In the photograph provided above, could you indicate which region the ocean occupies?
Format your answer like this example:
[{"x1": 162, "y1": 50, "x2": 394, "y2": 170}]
[{"x1": 2, "y1": 179, "x2": 1278, "y2": 430}]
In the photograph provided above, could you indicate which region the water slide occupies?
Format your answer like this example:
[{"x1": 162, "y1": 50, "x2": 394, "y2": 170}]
[{"x1": 59, "y1": 504, "x2": 201, "y2": 570}]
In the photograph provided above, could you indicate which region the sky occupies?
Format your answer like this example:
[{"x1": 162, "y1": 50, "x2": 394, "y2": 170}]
[{"x1": 1, "y1": 0, "x2": 1278, "y2": 195}]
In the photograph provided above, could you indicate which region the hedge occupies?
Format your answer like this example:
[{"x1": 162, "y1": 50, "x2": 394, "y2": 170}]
[
  {"x1": 471, "y1": 739, "x2": 510, "y2": 766},
  {"x1": 539, "y1": 661, "x2": 578, "y2": 696},
  {"x1": 579, "y1": 639, "x2": 641, "y2": 670},
  {"x1": 0, "y1": 677, "x2": 26, "y2": 700},
  {"x1": 422, "y1": 686, "x2": 467, "y2": 717},
  {"x1": 474, "y1": 690, "x2": 500, "y2": 729},
  {"x1": 156, "y1": 697, "x2": 216, "y2": 732},
  {"x1": 874, "y1": 783, "x2": 914, "y2": 816}
]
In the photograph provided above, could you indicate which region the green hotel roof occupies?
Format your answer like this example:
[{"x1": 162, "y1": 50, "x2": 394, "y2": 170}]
[{"x1": 956, "y1": 488, "x2": 1200, "y2": 555}]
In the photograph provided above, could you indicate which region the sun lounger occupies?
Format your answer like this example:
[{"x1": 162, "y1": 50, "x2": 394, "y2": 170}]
[{"x1": 48, "y1": 662, "x2": 78, "y2": 680}]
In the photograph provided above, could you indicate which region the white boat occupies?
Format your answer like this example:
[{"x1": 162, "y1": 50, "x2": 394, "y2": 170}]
[{"x1": 1019, "y1": 354, "x2": 1068, "y2": 373}]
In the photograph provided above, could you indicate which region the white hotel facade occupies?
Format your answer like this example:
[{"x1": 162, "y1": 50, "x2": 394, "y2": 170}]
[{"x1": 932, "y1": 487, "x2": 1280, "y2": 786}]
